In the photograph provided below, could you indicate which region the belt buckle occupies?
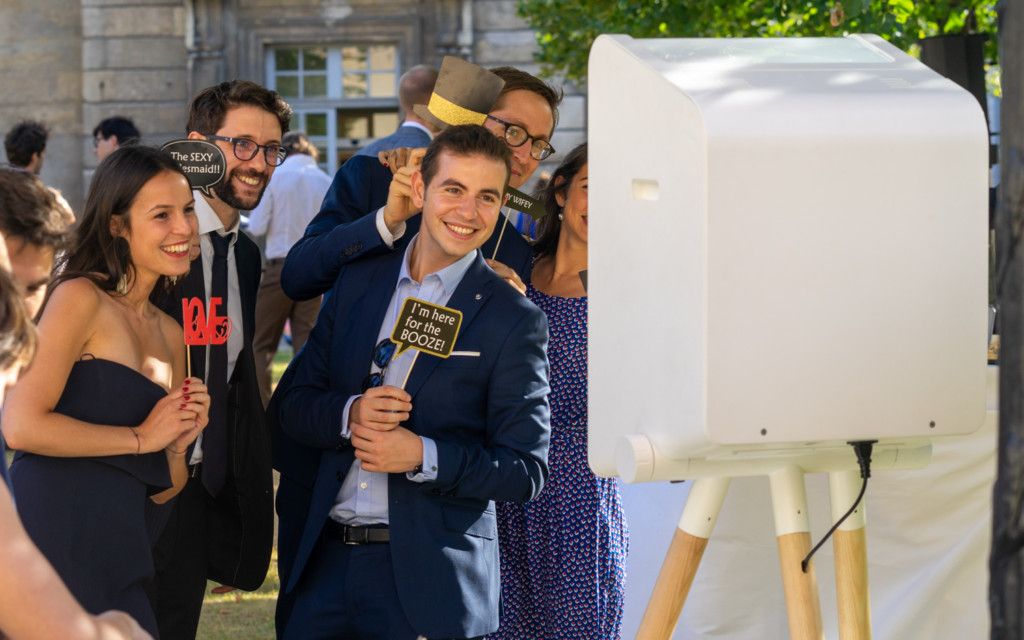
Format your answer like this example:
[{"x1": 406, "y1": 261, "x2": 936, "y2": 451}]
[{"x1": 343, "y1": 526, "x2": 367, "y2": 546}]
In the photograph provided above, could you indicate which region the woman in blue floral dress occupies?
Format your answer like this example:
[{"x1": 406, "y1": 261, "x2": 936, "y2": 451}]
[{"x1": 491, "y1": 143, "x2": 628, "y2": 639}]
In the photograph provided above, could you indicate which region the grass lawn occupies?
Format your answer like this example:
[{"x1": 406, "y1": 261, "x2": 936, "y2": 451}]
[{"x1": 196, "y1": 346, "x2": 292, "y2": 639}]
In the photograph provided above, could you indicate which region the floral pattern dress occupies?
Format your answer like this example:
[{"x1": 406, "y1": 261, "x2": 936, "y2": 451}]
[{"x1": 490, "y1": 284, "x2": 628, "y2": 640}]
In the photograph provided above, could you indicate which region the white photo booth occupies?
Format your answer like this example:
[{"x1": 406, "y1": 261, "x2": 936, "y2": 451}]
[{"x1": 587, "y1": 34, "x2": 990, "y2": 638}]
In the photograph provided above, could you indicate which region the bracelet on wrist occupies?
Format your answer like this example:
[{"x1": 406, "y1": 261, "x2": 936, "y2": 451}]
[{"x1": 128, "y1": 427, "x2": 141, "y2": 455}]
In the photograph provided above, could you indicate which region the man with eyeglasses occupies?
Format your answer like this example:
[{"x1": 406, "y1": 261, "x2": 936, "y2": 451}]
[
  {"x1": 148, "y1": 80, "x2": 292, "y2": 640},
  {"x1": 280, "y1": 66, "x2": 562, "y2": 302}
]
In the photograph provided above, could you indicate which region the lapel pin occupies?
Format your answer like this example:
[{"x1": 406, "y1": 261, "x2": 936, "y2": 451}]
[{"x1": 475, "y1": 293, "x2": 482, "y2": 300}]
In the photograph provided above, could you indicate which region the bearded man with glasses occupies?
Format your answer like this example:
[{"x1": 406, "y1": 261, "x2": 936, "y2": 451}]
[{"x1": 148, "y1": 80, "x2": 292, "y2": 640}]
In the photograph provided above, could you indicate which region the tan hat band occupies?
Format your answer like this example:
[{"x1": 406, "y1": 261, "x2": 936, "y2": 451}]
[{"x1": 427, "y1": 93, "x2": 488, "y2": 126}]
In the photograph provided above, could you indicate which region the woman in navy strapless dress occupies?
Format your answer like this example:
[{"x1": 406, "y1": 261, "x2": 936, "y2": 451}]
[{"x1": 2, "y1": 147, "x2": 210, "y2": 638}]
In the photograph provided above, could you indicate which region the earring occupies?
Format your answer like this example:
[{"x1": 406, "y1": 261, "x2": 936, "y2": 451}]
[
  {"x1": 558, "y1": 213, "x2": 564, "y2": 221},
  {"x1": 116, "y1": 273, "x2": 129, "y2": 296}
]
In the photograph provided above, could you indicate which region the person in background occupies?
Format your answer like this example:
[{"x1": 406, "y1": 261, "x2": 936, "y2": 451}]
[
  {"x1": 490, "y1": 143, "x2": 629, "y2": 640},
  {"x1": 3, "y1": 120, "x2": 48, "y2": 175},
  {"x1": 356, "y1": 64, "x2": 439, "y2": 158},
  {"x1": 247, "y1": 131, "x2": 331, "y2": 405},
  {"x1": 2, "y1": 146, "x2": 210, "y2": 638},
  {"x1": 93, "y1": 116, "x2": 141, "y2": 162},
  {"x1": 3, "y1": 119, "x2": 74, "y2": 226},
  {"x1": 0, "y1": 168, "x2": 69, "y2": 319}
]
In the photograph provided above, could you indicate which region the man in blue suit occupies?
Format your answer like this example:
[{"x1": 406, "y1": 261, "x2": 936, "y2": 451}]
[
  {"x1": 356, "y1": 64, "x2": 438, "y2": 159},
  {"x1": 276, "y1": 124, "x2": 550, "y2": 639},
  {"x1": 280, "y1": 65, "x2": 562, "y2": 300}
]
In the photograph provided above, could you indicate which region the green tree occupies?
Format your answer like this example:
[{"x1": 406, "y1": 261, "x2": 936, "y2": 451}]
[{"x1": 517, "y1": 0, "x2": 998, "y2": 84}]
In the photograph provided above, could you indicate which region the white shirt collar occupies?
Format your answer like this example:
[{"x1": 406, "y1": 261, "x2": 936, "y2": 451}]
[
  {"x1": 401, "y1": 120, "x2": 433, "y2": 140},
  {"x1": 193, "y1": 190, "x2": 240, "y2": 240}
]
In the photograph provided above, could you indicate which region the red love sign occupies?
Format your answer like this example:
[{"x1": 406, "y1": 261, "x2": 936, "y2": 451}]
[{"x1": 182, "y1": 297, "x2": 232, "y2": 346}]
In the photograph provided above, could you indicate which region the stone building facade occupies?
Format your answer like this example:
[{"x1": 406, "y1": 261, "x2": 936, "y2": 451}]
[{"x1": 0, "y1": 0, "x2": 586, "y2": 215}]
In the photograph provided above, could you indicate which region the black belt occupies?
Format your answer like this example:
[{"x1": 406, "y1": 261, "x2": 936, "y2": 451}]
[{"x1": 324, "y1": 520, "x2": 390, "y2": 545}]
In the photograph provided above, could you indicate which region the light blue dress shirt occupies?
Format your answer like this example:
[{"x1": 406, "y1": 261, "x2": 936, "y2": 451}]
[{"x1": 329, "y1": 236, "x2": 478, "y2": 525}]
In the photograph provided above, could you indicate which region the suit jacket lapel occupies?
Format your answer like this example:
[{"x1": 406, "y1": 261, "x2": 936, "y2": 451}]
[
  {"x1": 404, "y1": 254, "x2": 494, "y2": 399},
  {"x1": 339, "y1": 250, "x2": 406, "y2": 392}
]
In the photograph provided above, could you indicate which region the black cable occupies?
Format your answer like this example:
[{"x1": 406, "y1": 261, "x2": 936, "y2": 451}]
[{"x1": 800, "y1": 440, "x2": 876, "y2": 573}]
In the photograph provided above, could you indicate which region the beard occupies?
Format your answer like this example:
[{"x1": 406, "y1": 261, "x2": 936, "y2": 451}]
[{"x1": 212, "y1": 168, "x2": 269, "y2": 211}]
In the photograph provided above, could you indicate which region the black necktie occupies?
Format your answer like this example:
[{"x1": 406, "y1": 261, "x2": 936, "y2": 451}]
[{"x1": 203, "y1": 231, "x2": 234, "y2": 495}]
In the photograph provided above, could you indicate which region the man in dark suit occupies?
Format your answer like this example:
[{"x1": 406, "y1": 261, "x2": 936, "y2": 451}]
[
  {"x1": 280, "y1": 65, "x2": 562, "y2": 300},
  {"x1": 356, "y1": 64, "x2": 439, "y2": 159},
  {"x1": 276, "y1": 125, "x2": 550, "y2": 639},
  {"x1": 149, "y1": 80, "x2": 291, "y2": 639}
]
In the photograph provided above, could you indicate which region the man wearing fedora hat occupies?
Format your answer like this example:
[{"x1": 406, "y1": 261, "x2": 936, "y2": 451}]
[{"x1": 278, "y1": 57, "x2": 562, "y2": 301}]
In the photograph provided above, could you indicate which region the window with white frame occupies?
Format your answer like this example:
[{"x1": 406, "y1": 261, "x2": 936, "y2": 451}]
[{"x1": 267, "y1": 44, "x2": 401, "y2": 174}]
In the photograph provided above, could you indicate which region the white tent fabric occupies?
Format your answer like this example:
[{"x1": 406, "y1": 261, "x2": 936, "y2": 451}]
[{"x1": 620, "y1": 412, "x2": 996, "y2": 639}]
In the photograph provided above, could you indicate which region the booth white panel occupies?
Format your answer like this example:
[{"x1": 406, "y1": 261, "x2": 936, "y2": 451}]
[{"x1": 588, "y1": 34, "x2": 989, "y2": 477}]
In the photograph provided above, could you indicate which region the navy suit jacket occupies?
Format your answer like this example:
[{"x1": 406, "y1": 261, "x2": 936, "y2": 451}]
[
  {"x1": 355, "y1": 123, "x2": 432, "y2": 158},
  {"x1": 280, "y1": 155, "x2": 535, "y2": 302},
  {"x1": 275, "y1": 249, "x2": 550, "y2": 638}
]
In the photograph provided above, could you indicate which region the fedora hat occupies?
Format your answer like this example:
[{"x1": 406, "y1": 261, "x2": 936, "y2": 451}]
[{"x1": 413, "y1": 56, "x2": 505, "y2": 130}]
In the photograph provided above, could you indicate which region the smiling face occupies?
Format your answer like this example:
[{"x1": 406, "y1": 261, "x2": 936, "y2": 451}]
[
  {"x1": 484, "y1": 89, "x2": 554, "y2": 189},
  {"x1": 116, "y1": 170, "x2": 196, "y2": 285},
  {"x1": 556, "y1": 162, "x2": 588, "y2": 245},
  {"x1": 412, "y1": 150, "x2": 508, "y2": 272},
  {"x1": 192, "y1": 104, "x2": 282, "y2": 215}
]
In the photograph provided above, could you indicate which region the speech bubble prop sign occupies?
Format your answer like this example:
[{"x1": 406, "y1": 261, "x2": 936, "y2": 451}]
[
  {"x1": 390, "y1": 297, "x2": 463, "y2": 360},
  {"x1": 504, "y1": 187, "x2": 547, "y2": 221},
  {"x1": 161, "y1": 140, "x2": 226, "y2": 198}
]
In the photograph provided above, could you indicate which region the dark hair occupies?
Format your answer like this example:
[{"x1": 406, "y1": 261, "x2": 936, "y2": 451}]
[
  {"x1": 0, "y1": 169, "x2": 69, "y2": 253},
  {"x1": 186, "y1": 80, "x2": 293, "y2": 137},
  {"x1": 420, "y1": 124, "x2": 512, "y2": 189},
  {"x1": 92, "y1": 116, "x2": 140, "y2": 145},
  {"x1": 4, "y1": 120, "x2": 49, "y2": 168},
  {"x1": 533, "y1": 142, "x2": 587, "y2": 260},
  {"x1": 50, "y1": 146, "x2": 190, "y2": 300},
  {"x1": 0, "y1": 267, "x2": 36, "y2": 372},
  {"x1": 490, "y1": 67, "x2": 564, "y2": 133}
]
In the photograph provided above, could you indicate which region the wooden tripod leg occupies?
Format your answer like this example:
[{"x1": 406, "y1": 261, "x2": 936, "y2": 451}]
[
  {"x1": 770, "y1": 466, "x2": 823, "y2": 640},
  {"x1": 830, "y1": 469, "x2": 871, "y2": 639},
  {"x1": 637, "y1": 477, "x2": 730, "y2": 640}
]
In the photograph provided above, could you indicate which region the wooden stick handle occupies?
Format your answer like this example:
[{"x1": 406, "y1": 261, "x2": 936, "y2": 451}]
[
  {"x1": 399, "y1": 351, "x2": 419, "y2": 389},
  {"x1": 490, "y1": 212, "x2": 510, "y2": 260}
]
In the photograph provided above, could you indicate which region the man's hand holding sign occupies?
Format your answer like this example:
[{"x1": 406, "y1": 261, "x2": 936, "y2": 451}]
[{"x1": 350, "y1": 297, "x2": 463, "y2": 474}]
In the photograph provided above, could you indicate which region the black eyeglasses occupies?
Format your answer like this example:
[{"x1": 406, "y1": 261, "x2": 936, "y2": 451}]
[
  {"x1": 485, "y1": 115, "x2": 556, "y2": 161},
  {"x1": 205, "y1": 135, "x2": 287, "y2": 166},
  {"x1": 361, "y1": 338, "x2": 397, "y2": 392}
]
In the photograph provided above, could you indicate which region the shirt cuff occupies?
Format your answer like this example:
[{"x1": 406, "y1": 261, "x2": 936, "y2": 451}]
[
  {"x1": 340, "y1": 395, "x2": 360, "y2": 441},
  {"x1": 375, "y1": 206, "x2": 406, "y2": 248},
  {"x1": 407, "y1": 437, "x2": 438, "y2": 482}
]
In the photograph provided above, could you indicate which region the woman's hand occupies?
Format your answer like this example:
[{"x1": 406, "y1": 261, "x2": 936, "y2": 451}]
[
  {"x1": 137, "y1": 378, "x2": 208, "y2": 453},
  {"x1": 166, "y1": 378, "x2": 209, "y2": 454}
]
